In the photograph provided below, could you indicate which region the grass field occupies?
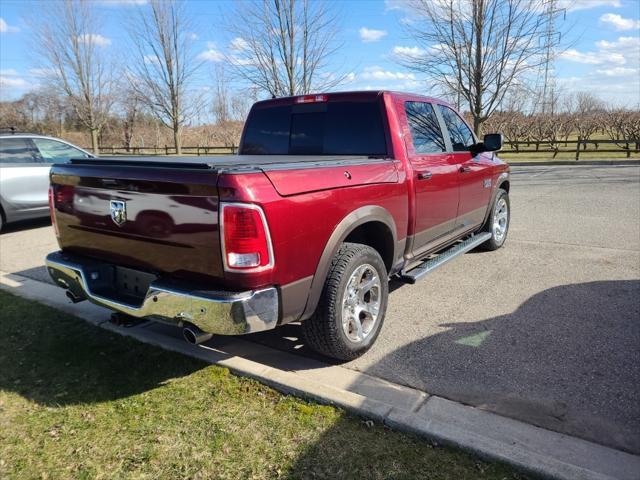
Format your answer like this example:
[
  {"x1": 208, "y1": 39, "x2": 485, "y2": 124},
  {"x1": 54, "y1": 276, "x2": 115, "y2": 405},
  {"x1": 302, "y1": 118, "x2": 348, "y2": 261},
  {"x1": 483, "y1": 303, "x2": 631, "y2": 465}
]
[
  {"x1": 0, "y1": 290, "x2": 530, "y2": 480},
  {"x1": 501, "y1": 151, "x2": 639, "y2": 162}
]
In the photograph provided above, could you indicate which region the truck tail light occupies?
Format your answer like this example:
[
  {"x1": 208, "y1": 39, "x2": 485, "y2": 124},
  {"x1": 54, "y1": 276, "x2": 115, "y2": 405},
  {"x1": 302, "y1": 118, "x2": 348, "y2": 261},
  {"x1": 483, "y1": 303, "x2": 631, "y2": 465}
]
[
  {"x1": 221, "y1": 203, "x2": 273, "y2": 271},
  {"x1": 49, "y1": 185, "x2": 74, "y2": 237},
  {"x1": 295, "y1": 94, "x2": 328, "y2": 104},
  {"x1": 48, "y1": 186, "x2": 59, "y2": 237}
]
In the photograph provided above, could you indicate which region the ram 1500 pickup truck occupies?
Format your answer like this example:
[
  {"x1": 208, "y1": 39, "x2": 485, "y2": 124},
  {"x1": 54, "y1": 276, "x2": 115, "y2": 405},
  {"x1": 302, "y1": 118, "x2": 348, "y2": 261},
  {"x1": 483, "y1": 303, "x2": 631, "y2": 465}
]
[{"x1": 46, "y1": 91, "x2": 510, "y2": 360}]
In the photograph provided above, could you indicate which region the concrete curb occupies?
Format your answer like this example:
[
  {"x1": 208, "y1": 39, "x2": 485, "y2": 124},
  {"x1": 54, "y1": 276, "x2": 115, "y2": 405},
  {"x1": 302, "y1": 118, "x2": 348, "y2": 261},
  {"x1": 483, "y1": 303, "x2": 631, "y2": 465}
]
[
  {"x1": 506, "y1": 160, "x2": 640, "y2": 166},
  {"x1": 2, "y1": 270, "x2": 639, "y2": 480}
]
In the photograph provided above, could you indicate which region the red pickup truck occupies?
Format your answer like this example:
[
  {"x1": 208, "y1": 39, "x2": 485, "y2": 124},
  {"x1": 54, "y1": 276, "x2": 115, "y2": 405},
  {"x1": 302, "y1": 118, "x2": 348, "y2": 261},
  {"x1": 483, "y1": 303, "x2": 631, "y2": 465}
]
[{"x1": 46, "y1": 91, "x2": 509, "y2": 360}]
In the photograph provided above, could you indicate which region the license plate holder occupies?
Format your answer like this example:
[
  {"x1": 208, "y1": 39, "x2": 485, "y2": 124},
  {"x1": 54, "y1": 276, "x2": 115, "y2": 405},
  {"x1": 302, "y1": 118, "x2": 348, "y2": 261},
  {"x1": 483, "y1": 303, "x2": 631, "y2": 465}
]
[{"x1": 114, "y1": 266, "x2": 156, "y2": 299}]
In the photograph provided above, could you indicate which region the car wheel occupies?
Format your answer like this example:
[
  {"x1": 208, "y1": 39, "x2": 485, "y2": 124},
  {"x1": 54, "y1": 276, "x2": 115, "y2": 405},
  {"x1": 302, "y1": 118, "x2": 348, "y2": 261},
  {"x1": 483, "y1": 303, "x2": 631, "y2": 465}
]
[
  {"x1": 479, "y1": 188, "x2": 510, "y2": 251},
  {"x1": 302, "y1": 242, "x2": 388, "y2": 361}
]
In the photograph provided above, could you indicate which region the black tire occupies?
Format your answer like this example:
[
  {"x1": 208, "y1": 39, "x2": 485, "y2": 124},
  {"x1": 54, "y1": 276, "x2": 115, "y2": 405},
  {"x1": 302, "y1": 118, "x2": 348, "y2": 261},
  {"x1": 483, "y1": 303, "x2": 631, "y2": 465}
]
[
  {"x1": 479, "y1": 188, "x2": 510, "y2": 251},
  {"x1": 302, "y1": 242, "x2": 388, "y2": 361}
]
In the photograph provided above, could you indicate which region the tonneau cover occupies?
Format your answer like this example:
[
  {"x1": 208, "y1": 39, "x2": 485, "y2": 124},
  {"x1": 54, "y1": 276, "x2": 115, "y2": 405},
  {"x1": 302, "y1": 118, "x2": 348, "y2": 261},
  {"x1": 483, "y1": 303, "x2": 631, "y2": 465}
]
[{"x1": 70, "y1": 154, "x2": 380, "y2": 171}]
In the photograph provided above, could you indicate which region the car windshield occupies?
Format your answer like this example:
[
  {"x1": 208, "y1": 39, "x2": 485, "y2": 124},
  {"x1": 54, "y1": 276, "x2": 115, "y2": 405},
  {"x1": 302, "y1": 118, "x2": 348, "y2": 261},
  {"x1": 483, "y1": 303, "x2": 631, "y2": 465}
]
[{"x1": 240, "y1": 99, "x2": 387, "y2": 156}]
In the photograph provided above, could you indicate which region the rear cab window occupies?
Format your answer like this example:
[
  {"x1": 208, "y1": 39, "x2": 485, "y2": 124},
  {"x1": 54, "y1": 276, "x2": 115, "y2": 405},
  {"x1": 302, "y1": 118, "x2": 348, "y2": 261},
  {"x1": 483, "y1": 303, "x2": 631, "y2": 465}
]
[
  {"x1": 241, "y1": 98, "x2": 387, "y2": 156},
  {"x1": 0, "y1": 137, "x2": 41, "y2": 164}
]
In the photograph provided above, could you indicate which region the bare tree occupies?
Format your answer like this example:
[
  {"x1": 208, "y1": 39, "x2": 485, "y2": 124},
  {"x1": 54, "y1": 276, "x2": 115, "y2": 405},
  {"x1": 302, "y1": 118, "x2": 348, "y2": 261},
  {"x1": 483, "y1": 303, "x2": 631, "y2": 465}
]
[
  {"x1": 566, "y1": 92, "x2": 605, "y2": 145},
  {"x1": 128, "y1": 0, "x2": 200, "y2": 154},
  {"x1": 31, "y1": 0, "x2": 113, "y2": 154},
  {"x1": 226, "y1": 0, "x2": 344, "y2": 97},
  {"x1": 117, "y1": 86, "x2": 142, "y2": 152},
  {"x1": 211, "y1": 64, "x2": 258, "y2": 124},
  {"x1": 211, "y1": 64, "x2": 230, "y2": 124},
  {"x1": 397, "y1": 0, "x2": 559, "y2": 134}
]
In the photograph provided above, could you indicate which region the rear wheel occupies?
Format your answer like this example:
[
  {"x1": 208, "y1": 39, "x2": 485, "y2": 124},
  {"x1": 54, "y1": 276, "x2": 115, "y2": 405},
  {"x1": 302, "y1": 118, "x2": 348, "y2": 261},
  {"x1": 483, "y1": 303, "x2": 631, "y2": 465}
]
[
  {"x1": 303, "y1": 242, "x2": 388, "y2": 361},
  {"x1": 479, "y1": 188, "x2": 509, "y2": 251}
]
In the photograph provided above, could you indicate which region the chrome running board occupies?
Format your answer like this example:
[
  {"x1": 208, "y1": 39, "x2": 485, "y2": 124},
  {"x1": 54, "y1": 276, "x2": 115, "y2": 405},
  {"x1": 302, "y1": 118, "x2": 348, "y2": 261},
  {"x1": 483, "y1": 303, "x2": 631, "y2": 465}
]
[{"x1": 401, "y1": 232, "x2": 492, "y2": 284}]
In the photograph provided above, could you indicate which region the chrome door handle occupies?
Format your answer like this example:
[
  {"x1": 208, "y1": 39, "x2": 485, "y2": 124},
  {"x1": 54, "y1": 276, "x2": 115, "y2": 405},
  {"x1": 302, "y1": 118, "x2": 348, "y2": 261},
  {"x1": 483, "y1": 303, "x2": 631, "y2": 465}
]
[
  {"x1": 460, "y1": 166, "x2": 471, "y2": 173},
  {"x1": 417, "y1": 171, "x2": 432, "y2": 180}
]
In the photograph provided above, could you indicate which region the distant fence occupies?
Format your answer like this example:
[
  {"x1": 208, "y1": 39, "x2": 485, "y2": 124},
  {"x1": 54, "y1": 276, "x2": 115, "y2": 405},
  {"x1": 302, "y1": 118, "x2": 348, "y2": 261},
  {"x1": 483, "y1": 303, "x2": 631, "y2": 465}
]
[
  {"x1": 503, "y1": 139, "x2": 640, "y2": 160},
  {"x1": 91, "y1": 139, "x2": 639, "y2": 160},
  {"x1": 91, "y1": 145, "x2": 238, "y2": 156}
]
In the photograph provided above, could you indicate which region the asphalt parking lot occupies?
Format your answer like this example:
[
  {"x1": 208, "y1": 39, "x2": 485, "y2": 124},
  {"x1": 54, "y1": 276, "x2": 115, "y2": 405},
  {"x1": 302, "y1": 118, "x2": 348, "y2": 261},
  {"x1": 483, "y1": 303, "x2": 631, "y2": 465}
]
[{"x1": 1, "y1": 164, "x2": 639, "y2": 455}]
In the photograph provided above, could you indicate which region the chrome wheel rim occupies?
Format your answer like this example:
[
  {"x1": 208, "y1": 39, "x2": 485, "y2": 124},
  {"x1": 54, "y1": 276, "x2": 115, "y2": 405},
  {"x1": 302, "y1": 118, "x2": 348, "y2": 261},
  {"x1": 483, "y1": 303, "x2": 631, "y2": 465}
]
[
  {"x1": 341, "y1": 264, "x2": 381, "y2": 343},
  {"x1": 493, "y1": 197, "x2": 508, "y2": 244}
]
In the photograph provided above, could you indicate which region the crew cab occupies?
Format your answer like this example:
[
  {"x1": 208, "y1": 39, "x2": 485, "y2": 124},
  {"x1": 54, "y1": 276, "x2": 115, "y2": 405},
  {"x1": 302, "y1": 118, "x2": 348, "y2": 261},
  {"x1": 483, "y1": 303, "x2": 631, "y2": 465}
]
[{"x1": 45, "y1": 91, "x2": 510, "y2": 360}]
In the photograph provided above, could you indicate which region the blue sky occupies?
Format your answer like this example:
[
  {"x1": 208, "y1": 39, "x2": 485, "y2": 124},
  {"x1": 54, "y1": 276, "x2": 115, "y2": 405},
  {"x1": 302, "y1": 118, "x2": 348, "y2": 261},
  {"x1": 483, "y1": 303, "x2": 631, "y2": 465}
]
[{"x1": 1, "y1": 0, "x2": 639, "y2": 106}]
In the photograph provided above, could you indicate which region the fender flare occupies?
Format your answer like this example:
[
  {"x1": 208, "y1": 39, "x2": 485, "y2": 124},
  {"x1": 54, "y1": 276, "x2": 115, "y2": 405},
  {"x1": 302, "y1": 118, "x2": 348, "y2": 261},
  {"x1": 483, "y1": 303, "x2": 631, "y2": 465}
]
[
  {"x1": 481, "y1": 172, "x2": 510, "y2": 226},
  {"x1": 300, "y1": 205, "x2": 398, "y2": 320}
]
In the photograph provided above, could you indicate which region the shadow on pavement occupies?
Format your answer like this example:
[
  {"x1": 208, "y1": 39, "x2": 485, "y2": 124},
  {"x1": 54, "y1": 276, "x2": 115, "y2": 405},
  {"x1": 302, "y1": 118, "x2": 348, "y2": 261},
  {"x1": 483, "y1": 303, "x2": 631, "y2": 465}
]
[
  {"x1": 14, "y1": 266, "x2": 53, "y2": 284},
  {"x1": 0, "y1": 217, "x2": 51, "y2": 234},
  {"x1": 252, "y1": 280, "x2": 640, "y2": 455}
]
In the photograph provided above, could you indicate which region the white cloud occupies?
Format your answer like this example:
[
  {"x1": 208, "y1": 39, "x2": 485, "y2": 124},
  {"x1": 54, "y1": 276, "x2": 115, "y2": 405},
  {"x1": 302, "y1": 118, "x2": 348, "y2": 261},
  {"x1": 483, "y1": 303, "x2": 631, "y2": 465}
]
[
  {"x1": 596, "y1": 36, "x2": 640, "y2": 50},
  {"x1": 0, "y1": 69, "x2": 29, "y2": 93},
  {"x1": 595, "y1": 66, "x2": 638, "y2": 76},
  {"x1": 188, "y1": 32, "x2": 199, "y2": 40},
  {"x1": 28, "y1": 68, "x2": 57, "y2": 77},
  {"x1": 384, "y1": 0, "x2": 409, "y2": 11},
  {"x1": 392, "y1": 45, "x2": 427, "y2": 57},
  {"x1": 558, "y1": 34, "x2": 639, "y2": 105},
  {"x1": 557, "y1": 0, "x2": 621, "y2": 11},
  {"x1": 560, "y1": 48, "x2": 625, "y2": 65},
  {"x1": 557, "y1": 74, "x2": 638, "y2": 105},
  {"x1": 359, "y1": 27, "x2": 387, "y2": 43},
  {"x1": 600, "y1": 13, "x2": 640, "y2": 31},
  {"x1": 360, "y1": 65, "x2": 416, "y2": 81},
  {"x1": 198, "y1": 48, "x2": 224, "y2": 62},
  {"x1": 230, "y1": 37, "x2": 249, "y2": 52},
  {"x1": 77, "y1": 33, "x2": 111, "y2": 47},
  {"x1": 559, "y1": 36, "x2": 640, "y2": 66},
  {"x1": 0, "y1": 17, "x2": 19, "y2": 33}
]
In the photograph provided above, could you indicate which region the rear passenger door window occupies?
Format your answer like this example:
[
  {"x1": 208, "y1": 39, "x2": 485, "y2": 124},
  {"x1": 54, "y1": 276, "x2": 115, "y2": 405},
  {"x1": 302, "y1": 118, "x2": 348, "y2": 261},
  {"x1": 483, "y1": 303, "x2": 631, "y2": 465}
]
[
  {"x1": 404, "y1": 102, "x2": 446, "y2": 154},
  {"x1": 32, "y1": 138, "x2": 89, "y2": 164},
  {"x1": 0, "y1": 137, "x2": 42, "y2": 164},
  {"x1": 438, "y1": 105, "x2": 475, "y2": 151}
]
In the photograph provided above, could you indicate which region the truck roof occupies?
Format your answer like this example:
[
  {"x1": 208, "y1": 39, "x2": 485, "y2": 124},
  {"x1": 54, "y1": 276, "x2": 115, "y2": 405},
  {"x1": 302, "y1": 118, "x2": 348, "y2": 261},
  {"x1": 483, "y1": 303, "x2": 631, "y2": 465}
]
[{"x1": 252, "y1": 90, "x2": 450, "y2": 108}]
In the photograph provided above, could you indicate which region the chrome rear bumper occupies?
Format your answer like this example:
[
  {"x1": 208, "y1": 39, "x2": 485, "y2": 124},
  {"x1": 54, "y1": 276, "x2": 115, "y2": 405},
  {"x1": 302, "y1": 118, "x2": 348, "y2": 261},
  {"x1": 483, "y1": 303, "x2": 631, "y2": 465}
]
[{"x1": 45, "y1": 251, "x2": 279, "y2": 335}]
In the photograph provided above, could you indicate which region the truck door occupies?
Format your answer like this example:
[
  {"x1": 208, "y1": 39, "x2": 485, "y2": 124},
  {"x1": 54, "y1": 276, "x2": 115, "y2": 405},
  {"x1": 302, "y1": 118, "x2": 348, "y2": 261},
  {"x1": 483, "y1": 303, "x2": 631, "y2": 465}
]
[
  {"x1": 403, "y1": 101, "x2": 460, "y2": 259},
  {"x1": 437, "y1": 104, "x2": 493, "y2": 232}
]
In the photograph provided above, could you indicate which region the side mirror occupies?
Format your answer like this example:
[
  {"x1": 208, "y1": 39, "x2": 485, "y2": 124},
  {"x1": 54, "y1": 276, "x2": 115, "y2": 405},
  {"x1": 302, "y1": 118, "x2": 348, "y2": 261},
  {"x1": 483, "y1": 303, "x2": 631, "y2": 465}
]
[{"x1": 482, "y1": 133, "x2": 503, "y2": 152}]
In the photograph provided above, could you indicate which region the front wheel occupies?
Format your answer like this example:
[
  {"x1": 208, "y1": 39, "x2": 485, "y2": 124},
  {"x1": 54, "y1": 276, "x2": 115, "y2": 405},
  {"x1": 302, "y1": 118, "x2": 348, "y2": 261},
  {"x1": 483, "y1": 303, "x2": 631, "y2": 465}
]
[
  {"x1": 479, "y1": 188, "x2": 510, "y2": 251},
  {"x1": 302, "y1": 242, "x2": 388, "y2": 361}
]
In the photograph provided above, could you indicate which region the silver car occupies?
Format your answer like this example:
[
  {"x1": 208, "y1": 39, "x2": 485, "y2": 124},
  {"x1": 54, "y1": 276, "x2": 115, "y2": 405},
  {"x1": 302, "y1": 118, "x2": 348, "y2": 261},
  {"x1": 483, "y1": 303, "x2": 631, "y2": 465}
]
[{"x1": 0, "y1": 133, "x2": 93, "y2": 231}]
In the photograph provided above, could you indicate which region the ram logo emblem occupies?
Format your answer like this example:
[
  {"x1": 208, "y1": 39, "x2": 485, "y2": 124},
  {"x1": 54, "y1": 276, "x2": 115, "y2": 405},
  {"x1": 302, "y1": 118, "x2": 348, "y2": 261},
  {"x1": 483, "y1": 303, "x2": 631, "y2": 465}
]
[{"x1": 110, "y1": 200, "x2": 127, "y2": 226}]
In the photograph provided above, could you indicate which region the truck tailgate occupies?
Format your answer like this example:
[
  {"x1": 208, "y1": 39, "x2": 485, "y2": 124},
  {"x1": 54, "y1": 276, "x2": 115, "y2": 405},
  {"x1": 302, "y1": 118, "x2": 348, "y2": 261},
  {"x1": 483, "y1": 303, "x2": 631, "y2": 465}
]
[{"x1": 50, "y1": 161, "x2": 223, "y2": 284}]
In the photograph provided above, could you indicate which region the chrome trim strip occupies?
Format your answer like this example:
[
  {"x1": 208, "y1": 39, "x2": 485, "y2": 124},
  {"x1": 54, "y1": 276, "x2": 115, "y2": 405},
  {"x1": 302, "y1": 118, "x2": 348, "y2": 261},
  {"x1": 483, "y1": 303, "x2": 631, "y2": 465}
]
[{"x1": 45, "y1": 251, "x2": 279, "y2": 336}]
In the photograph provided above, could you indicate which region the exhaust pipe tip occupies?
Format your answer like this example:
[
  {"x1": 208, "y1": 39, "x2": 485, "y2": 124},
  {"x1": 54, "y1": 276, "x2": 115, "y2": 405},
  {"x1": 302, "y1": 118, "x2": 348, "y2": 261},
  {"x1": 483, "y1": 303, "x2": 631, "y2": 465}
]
[
  {"x1": 65, "y1": 290, "x2": 84, "y2": 304},
  {"x1": 183, "y1": 325, "x2": 213, "y2": 345}
]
